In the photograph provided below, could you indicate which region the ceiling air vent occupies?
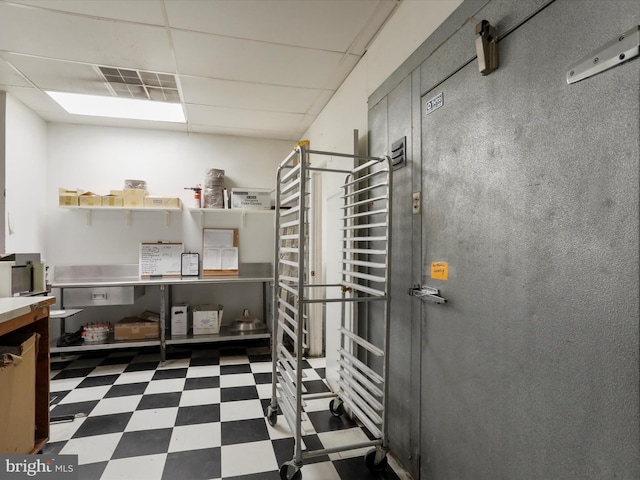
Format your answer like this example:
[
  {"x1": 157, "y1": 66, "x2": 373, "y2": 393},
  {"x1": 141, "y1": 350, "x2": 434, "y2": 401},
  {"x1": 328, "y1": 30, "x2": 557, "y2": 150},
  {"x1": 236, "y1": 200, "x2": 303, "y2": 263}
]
[{"x1": 98, "y1": 66, "x2": 181, "y2": 103}]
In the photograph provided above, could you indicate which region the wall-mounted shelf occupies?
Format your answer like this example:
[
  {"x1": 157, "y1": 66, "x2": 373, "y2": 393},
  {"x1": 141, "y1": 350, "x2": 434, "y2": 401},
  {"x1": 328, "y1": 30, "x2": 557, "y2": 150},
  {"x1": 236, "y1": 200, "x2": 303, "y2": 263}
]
[
  {"x1": 61, "y1": 205, "x2": 182, "y2": 227},
  {"x1": 188, "y1": 208, "x2": 274, "y2": 228}
]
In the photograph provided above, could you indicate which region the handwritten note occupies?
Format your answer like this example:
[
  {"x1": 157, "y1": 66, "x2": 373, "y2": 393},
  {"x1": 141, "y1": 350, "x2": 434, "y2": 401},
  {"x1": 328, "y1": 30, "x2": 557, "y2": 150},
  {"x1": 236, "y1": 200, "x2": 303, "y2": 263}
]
[{"x1": 139, "y1": 243, "x2": 184, "y2": 277}]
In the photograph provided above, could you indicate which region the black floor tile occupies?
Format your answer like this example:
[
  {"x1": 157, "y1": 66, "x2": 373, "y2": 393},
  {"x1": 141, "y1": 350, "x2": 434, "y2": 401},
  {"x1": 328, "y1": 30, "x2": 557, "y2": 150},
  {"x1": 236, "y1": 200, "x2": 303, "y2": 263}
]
[
  {"x1": 105, "y1": 382, "x2": 148, "y2": 398},
  {"x1": 52, "y1": 367, "x2": 96, "y2": 379},
  {"x1": 220, "y1": 385, "x2": 259, "y2": 402},
  {"x1": 50, "y1": 391, "x2": 70, "y2": 405},
  {"x1": 76, "y1": 374, "x2": 120, "y2": 388},
  {"x1": 137, "y1": 392, "x2": 182, "y2": 410},
  {"x1": 248, "y1": 353, "x2": 272, "y2": 363},
  {"x1": 272, "y1": 435, "x2": 329, "y2": 466},
  {"x1": 100, "y1": 355, "x2": 136, "y2": 366},
  {"x1": 220, "y1": 417, "x2": 270, "y2": 445},
  {"x1": 184, "y1": 376, "x2": 220, "y2": 390},
  {"x1": 332, "y1": 455, "x2": 400, "y2": 480},
  {"x1": 124, "y1": 361, "x2": 160, "y2": 372},
  {"x1": 303, "y1": 379, "x2": 331, "y2": 394},
  {"x1": 253, "y1": 372, "x2": 272, "y2": 384},
  {"x1": 175, "y1": 404, "x2": 220, "y2": 426},
  {"x1": 306, "y1": 410, "x2": 357, "y2": 433},
  {"x1": 219, "y1": 347, "x2": 247, "y2": 357},
  {"x1": 41, "y1": 441, "x2": 66, "y2": 456},
  {"x1": 76, "y1": 461, "x2": 108, "y2": 480},
  {"x1": 189, "y1": 356, "x2": 220, "y2": 367},
  {"x1": 162, "y1": 447, "x2": 221, "y2": 480},
  {"x1": 228, "y1": 471, "x2": 281, "y2": 480},
  {"x1": 72, "y1": 412, "x2": 132, "y2": 438},
  {"x1": 111, "y1": 428, "x2": 173, "y2": 459},
  {"x1": 221, "y1": 363, "x2": 252, "y2": 375},
  {"x1": 50, "y1": 360, "x2": 73, "y2": 371},
  {"x1": 152, "y1": 368, "x2": 188, "y2": 380},
  {"x1": 49, "y1": 400, "x2": 99, "y2": 418}
]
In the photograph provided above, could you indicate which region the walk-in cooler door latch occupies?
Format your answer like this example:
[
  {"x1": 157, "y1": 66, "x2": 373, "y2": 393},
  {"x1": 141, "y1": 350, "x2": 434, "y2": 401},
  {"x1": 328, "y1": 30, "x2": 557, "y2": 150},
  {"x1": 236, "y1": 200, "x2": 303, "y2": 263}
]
[
  {"x1": 475, "y1": 20, "x2": 499, "y2": 76},
  {"x1": 567, "y1": 25, "x2": 639, "y2": 84},
  {"x1": 408, "y1": 284, "x2": 447, "y2": 304}
]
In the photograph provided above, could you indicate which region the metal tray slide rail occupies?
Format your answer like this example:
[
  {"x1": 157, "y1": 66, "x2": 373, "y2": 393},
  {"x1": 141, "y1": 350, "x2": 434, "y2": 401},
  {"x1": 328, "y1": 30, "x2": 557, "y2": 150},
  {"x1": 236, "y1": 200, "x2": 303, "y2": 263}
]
[{"x1": 267, "y1": 145, "x2": 392, "y2": 480}]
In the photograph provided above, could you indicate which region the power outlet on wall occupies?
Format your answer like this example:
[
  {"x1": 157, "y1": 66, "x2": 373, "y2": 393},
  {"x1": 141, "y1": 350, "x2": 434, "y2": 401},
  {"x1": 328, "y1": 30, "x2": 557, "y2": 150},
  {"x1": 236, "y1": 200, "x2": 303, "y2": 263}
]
[{"x1": 412, "y1": 192, "x2": 421, "y2": 214}]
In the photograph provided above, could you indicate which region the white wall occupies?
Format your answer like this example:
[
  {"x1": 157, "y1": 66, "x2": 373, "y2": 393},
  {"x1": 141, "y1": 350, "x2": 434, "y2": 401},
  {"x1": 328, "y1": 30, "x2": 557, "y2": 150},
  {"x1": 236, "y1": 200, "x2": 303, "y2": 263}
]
[
  {"x1": 302, "y1": 0, "x2": 462, "y2": 378},
  {"x1": 4, "y1": 94, "x2": 48, "y2": 254},
  {"x1": 44, "y1": 123, "x2": 292, "y2": 268}
]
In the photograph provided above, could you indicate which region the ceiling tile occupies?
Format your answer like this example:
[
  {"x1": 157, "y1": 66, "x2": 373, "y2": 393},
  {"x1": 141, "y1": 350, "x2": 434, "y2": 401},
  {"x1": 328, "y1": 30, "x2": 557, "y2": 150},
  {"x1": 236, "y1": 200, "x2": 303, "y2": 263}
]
[
  {"x1": 186, "y1": 104, "x2": 305, "y2": 133},
  {"x1": 0, "y1": 2, "x2": 175, "y2": 72},
  {"x1": 180, "y1": 75, "x2": 324, "y2": 114},
  {"x1": 166, "y1": 0, "x2": 395, "y2": 54},
  {"x1": 172, "y1": 29, "x2": 350, "y2": 89},
  {"x1": 0, "y1": 56, "x2": 32, "y2": 88},
  {"x1": 8, "y1": 0, "x2": 166, "y2": 25},
  {"x1": 2, "y1": 54, "x2": 112, "y2": 95}
]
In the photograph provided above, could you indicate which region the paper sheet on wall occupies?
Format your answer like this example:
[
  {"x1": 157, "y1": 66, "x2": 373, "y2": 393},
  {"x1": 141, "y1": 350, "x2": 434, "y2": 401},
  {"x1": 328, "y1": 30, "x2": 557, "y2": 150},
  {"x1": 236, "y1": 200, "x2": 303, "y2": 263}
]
[
  {"x1": 203, "y1": 247, "x2": 238, "y2": 270},
  {"x1": 204, "y1": 229, "x2": 234, "y2": 248}
]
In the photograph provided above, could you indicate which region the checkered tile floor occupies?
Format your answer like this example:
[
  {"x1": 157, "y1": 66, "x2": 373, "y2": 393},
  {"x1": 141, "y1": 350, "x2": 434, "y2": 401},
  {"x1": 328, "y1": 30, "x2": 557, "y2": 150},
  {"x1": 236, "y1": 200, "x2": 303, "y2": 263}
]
[{"x1": 46, "y1": 344, "x2": 409, "y2": 480}]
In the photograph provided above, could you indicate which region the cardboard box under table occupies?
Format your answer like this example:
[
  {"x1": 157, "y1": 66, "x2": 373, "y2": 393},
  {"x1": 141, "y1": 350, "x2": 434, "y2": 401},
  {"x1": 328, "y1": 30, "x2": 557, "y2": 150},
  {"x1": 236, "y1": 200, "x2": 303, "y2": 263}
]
[
  {"x1": 193, "y1": 305, "x2": 223, "y2": 335},
  {"x1": 0, "y1": 332, "x2": 39, "y2": 454},
  {"x1": 114, "y1": 316, "x2": 159, "y2": 341}
]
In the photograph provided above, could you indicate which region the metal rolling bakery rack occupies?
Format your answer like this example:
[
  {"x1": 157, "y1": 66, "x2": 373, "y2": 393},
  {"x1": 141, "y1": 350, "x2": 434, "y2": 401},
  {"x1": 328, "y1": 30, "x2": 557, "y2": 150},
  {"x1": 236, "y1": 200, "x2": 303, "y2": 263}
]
[{"x1": 267, "y1": 145, "x2": 392, "y2": 480}]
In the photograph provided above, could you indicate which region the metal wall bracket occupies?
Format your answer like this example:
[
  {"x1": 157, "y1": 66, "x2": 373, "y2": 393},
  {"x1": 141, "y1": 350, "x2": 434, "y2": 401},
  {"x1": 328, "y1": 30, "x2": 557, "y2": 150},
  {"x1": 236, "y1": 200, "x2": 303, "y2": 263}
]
[
  {"x1": 475, "y1": 20, "x2": 499, "y2": 76},
  {"x1": 408, "y1": 284, "x2": 447, "y2": 304},
  {"x1": 567, "y1": 25, "x2": 639, "y2": 84}
]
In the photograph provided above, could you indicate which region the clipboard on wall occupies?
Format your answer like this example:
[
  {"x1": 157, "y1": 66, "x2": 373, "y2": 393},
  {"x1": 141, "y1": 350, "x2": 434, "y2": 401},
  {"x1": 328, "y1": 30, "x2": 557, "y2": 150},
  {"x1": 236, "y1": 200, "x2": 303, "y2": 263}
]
[
  {"x1": 202, "y1": 228, "x2": 239, "y2": 276},
  {"x1": 139, "y1": 242, "x2": 184, "y2": 278}
]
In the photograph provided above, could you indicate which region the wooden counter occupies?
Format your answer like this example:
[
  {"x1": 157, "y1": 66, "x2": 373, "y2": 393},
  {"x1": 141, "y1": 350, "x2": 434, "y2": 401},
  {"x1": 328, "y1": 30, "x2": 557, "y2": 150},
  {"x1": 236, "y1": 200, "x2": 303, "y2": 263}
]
[{"x1": 0, "y1": 296, "x2": 54, "y2": 453}]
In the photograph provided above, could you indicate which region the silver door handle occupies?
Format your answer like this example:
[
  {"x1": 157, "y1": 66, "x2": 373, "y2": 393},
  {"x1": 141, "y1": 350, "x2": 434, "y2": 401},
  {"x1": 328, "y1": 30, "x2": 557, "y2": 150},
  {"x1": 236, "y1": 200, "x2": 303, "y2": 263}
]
[{"x1": 408, "y1": 284, "x2": 446, "y2": 304}]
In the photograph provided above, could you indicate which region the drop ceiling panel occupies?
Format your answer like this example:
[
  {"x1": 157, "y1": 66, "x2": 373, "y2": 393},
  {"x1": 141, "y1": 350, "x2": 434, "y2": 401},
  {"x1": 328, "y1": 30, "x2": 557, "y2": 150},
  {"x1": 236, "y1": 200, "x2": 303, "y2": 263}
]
[
  {"x1": 166, "y1": 0, "x2": 390, "y2": 54},
  {"x1": 172, "y1": 29, "x2": 350, "y2": 89},
  {"x1": 187, "y1": 122, "x2": 300, "y2": 141},
  {"x1": 2, "y1": 54, "x2": 112, "y2": 95},
  {"x1": 186, "y1": 103, "x2": 306, "y2": 133},
  {"x1": 0, "y1": 57, "x2": 32, "y2": 88},
  {"x1": 180, "y1": 75, "x2": 322, "y2": 114},
  {"x1": 8, "y1": 0, "x2": 166, "y2": 25},
  {"x1": 0, "y1": 2, "x2": 174, "y2": 72}
]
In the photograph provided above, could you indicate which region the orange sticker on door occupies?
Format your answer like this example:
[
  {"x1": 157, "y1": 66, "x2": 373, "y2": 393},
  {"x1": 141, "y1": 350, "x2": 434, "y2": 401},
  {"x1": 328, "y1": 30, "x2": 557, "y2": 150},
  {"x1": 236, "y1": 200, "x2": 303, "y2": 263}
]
[{"x1": 431, "y1": 262, "x2": 448, "y2": 280}]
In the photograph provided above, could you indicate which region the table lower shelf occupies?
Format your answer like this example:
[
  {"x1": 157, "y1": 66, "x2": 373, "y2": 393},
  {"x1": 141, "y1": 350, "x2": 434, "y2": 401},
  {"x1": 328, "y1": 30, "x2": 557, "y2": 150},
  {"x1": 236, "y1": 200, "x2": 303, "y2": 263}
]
[{"x1": 50, "y1": 327, "x2": 270, "y2": 354}]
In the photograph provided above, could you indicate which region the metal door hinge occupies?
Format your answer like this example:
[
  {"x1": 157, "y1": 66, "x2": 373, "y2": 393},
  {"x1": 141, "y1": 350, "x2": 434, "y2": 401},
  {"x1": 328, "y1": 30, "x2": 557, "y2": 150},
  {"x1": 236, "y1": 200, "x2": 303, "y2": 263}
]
[
  {"x1": 475, "y1": 20, "x2": 499, "y2": 76},
  {"x1": 567, "y1": 25, "x2": 639, "y2": 84},
  {"x1": 408, "y1": 284, "x2": 446, "y2": 304}
]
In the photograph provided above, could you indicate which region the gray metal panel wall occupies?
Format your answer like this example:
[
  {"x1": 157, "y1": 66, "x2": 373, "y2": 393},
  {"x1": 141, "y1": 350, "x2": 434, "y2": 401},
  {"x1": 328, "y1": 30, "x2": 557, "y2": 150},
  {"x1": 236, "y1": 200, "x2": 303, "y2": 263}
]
[{"x1": 369, "y1": 0, "x2": 640, "y2": 478}]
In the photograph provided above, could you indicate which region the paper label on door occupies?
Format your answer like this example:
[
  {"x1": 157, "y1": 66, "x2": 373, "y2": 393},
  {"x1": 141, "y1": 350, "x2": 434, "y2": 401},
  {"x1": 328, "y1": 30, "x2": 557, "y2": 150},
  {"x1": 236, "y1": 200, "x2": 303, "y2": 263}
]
[{"x1": 431, "y1": 262, "x2": 448, "y2": 280}]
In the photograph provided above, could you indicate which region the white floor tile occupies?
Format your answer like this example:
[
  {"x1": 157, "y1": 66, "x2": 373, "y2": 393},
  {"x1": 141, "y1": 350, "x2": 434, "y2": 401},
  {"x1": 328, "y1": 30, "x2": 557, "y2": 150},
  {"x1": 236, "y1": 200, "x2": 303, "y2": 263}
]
[
  {"x1": 219, "y1": 355, "x2": 249, "y2": 366},
  {"x1": 306, "y1": 357, "x2": 326, "y2": 369},
  {"x1": 302, "y1": 368, "x2": 322, "y2": 381},
  {"x1": 114, "y1": 370, "x2": 155, "y2": 385},
  {"x1": 186, "y1": 365, "x2": 220, "y2": 378},
  {"x1": 256, "y1": 383, "x2": 273, "y2": 399},
  {"x1": 317, "y1": 428, "x2": 373, "y2": 460},
  {"x1": 220, "y1": 399, "x2": 263, "y2": 421},
  {"x1": 58, "y1": 385, "x2": 112, "y2": 404},
  {"x1": 157, "y1": 358, "x2": 191, "y2": 369},
  {"x1": 91, "y1": 395, "x2": 142, "y2": 416},
  {"x1": 221, "y1": 440, "x2": 278, "y2": 477},
  {"x1": 219, "y1": 373, "x2": 255, "y2": 388},
  {"x1": 49, "y1": 416, "x2": 87, "y2": 442},
  {"x1": 87, "y1": 364, "x2": 128, "y2": 376},
  {"x1": 168, "y1": 422, "x2": 221, "y2": 453},
  {"x1": 297, "y1": 461, "x2": 341, "y2": 480},
  {"x1": 125, "y1": 407, "x2": 179, "y2": 432},
  {"x1": 144, "y1": 378, "x2": 186, "y2": 394},
  {"x1": 250, "y1": 362, "x2": 273, "y2": 373},
  {"x1": 50, "y1": 377, "x2": 84, "y2": 392},
  {"x1": 179, "y1": 388, "x2": 220, "y2": 407},
  {"x1": 59, "y1": 432, "x2": 122, "y2": 465},
  {"x1": 100, "y1": 453, "x2": 167, "y2": 480},
  {"x1": 265, "y1": 415, "x2": 293, "y2": 440}
]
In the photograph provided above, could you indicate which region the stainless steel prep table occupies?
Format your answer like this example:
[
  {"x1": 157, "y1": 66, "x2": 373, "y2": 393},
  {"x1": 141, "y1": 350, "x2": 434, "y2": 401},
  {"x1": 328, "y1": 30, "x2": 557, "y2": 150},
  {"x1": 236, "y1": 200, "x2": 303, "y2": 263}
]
[{"x1": 51, "y1": 264, "x2": 273, "y2": 361}]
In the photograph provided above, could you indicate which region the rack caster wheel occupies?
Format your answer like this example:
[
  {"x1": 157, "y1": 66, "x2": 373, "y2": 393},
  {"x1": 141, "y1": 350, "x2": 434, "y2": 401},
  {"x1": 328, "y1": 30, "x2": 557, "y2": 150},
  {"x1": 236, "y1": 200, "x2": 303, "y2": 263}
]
[
  {"x1": 364, "y1": 448, "x2": 388, "y2": 472},
  {"x1": 329, "y1": 399, "x2": 344, "y2": 417},
  {"x1": 279, "y1": 462, "x2": 302, "y2": 480},
  {"x1": 267, "y1": 405, "x2": 278, "y2": 426}
]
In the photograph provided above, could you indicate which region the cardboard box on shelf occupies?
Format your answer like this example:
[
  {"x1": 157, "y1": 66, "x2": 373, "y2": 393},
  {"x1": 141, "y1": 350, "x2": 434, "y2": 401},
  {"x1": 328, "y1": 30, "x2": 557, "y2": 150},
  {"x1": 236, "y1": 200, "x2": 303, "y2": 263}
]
[
  {"x1": 78, "y1": 191, "x2": 102, "y2": 207},
  {"x1": 144, "y1": 196, "x2": 181, "y2": 208},
  {"x1": 231, "y1": 188, "x2": 271, "y2": 209},
  {"x1": 122, "y1": 189, "x2": 147, "y2": 208},
  {"x1": 193, "y1": 304, "x2": 223, "y2": 335},
  {"x1": 102, "y1": 194, "x2": 123, "y2": 207},
  {"x1": 0, "y1": 332, "x2": 39, "y2": 454},
  {"x1": 114, "y1": 315, "x2": 159, "y2": 341},
  {"x1": 58, "y1": 188, "x2": 83, "y2": 206},
  {"x1": 171, "y1": 304, "x2": 188, "y2": 336}
]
